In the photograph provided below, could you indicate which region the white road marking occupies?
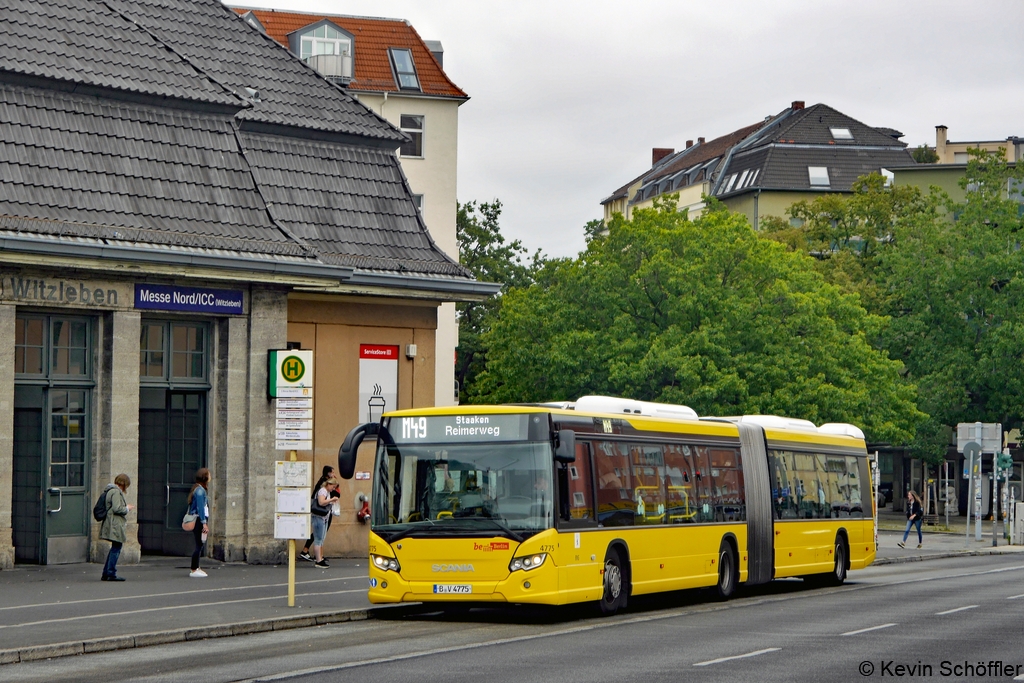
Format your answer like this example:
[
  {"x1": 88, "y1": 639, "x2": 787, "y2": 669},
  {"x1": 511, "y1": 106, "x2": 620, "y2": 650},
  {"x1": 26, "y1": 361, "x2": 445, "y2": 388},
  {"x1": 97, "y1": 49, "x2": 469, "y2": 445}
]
[
  {"x1": 936, "y1": 605, "x2": 978, "y2": 615},
  {"x1": 841, "y1": 623, "x2": 897, "y2": 636},
  {"x1": 1007, "y1": 593, "x2": 1024, "y2": 600},
  {"x1": 0, "y1": 588, "x2": 367, "y2": 629},
  {"x1": 693, "y1": 648, "x2": 781, "y2": 667}
]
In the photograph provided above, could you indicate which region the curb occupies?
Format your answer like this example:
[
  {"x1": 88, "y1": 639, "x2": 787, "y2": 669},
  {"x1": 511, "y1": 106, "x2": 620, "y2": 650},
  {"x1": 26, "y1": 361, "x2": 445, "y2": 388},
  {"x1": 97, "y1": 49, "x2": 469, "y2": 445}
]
[
  {"x1": 0, "y1": 604, "x2": 425, "y2": 666},
  {"x1": 873, "y1": 547, "x2": 1024, "y2": 566}
]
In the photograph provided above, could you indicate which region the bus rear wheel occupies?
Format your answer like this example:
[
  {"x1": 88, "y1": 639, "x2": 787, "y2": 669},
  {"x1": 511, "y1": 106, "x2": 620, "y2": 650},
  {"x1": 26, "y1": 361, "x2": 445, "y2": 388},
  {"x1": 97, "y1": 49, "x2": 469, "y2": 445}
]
[
  {"x1": 714, "y1": 540, "x2": 737, "y2": 601},
  {"x1": 825, "y1": 537, "x2": 848, "y2": 586},
  {"x1": 599, "y1": 548, "x2": 627, "y2": 615}
]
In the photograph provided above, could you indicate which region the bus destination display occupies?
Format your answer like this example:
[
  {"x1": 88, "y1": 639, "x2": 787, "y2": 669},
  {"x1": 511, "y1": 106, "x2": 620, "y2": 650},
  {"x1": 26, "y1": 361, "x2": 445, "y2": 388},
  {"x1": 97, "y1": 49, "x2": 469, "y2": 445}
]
[{"x1": 394, "y1": 414, "x2": 527, "y2": 443}]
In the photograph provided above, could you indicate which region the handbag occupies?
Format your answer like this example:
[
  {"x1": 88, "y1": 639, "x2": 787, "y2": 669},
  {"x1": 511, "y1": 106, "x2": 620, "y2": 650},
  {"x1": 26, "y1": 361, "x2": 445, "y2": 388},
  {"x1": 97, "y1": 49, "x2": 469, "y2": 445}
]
[
  {"x1": 182, "y1": 513, "x2": 198, "y2": 531},
  {"x1": 311, "y1": 494, "x2": 331, "y2": 517}
]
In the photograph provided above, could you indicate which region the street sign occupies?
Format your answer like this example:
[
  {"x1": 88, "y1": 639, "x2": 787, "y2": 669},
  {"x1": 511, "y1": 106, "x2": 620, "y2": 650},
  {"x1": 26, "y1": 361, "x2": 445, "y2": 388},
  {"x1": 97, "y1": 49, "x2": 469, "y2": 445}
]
[
  {"x1": 963, "y1": 441, "x2": 981, "y2": 479},
  {"x1": 270, "y1": 350, "x2": 314, "y2": 451},
  {"x1": 268, "y1": 349, "x2": 313, "y2": 398},
  {"x1": 957, "y1": 422, "x2": 1001, "y2": 454}
]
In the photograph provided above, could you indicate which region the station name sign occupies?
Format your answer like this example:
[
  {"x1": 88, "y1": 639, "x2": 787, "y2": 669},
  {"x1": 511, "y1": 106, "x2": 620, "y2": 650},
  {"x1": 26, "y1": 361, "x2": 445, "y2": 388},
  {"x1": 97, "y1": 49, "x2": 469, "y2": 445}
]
[
  {"x1": 135, "y1": 283, "x2": 244, "y2": 315},
  {"x1": 1, "y1": 275, "x2": 126, "y2": 308}
]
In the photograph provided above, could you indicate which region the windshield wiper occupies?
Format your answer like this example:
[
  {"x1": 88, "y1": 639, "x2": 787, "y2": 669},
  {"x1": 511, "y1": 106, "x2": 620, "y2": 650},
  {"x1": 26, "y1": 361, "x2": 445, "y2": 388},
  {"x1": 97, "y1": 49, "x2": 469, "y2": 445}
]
[
  {"x1": 383, "y1": 519, "x2": 436, "y2": 544},
  {"x1": 463, "y1": 517, "x2": 524, "y2": 543}
]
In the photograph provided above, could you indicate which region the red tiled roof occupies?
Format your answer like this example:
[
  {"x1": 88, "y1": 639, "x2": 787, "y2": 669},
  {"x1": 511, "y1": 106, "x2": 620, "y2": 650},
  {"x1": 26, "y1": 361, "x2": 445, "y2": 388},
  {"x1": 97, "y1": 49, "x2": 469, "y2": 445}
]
[{"x1": 231, "y1": 7, "x2": 467, "y2": 99}]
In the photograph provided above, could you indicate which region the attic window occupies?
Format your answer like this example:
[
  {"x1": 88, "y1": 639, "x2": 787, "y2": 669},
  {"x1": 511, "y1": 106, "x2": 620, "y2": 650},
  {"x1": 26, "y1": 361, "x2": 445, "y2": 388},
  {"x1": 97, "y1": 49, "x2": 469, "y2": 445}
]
[
  {"x1": 389, "y1": 48, "x2": 421, "y2": 91},
  {"x1": 830, "y1": 127, "x2": 853, "y2": 140},
  {"x1": 300, "y1": 25, "x2": 352, "y2": 60},
  {"x1": 808, "y1": 166, "x2": 830, "y2": 187}
]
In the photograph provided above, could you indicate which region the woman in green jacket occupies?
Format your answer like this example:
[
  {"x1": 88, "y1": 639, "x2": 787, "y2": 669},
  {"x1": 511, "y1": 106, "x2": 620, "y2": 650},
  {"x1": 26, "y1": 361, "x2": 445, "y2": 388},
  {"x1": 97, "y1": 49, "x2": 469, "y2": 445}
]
[{"x1": 100, "y1": 473, "x2": 133, "y2": 581}]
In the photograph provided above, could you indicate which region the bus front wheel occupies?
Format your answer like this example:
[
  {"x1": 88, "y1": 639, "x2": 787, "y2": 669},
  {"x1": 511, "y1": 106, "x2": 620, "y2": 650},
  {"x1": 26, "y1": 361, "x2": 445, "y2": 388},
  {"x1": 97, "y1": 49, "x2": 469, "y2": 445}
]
[
  {"x1": 599, "y1": 548, "x2": 627, "y2": 615},
  {"x1": 714, "y1": 540, "x2": 737, "y2": 601}
]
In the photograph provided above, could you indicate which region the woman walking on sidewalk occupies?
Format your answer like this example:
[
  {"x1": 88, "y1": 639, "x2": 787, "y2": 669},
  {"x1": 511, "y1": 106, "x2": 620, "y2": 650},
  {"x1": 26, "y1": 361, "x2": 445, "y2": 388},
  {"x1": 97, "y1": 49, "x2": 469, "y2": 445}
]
[
  {"x1": 187, "y1": 468, "x2": 211, "y2": 578},
  {"x1": 100, "y1": 473, "x2": 134, "y2": 581},
  {"x1": 898, "y1": 490, "x2": 924, "y2": 549}
]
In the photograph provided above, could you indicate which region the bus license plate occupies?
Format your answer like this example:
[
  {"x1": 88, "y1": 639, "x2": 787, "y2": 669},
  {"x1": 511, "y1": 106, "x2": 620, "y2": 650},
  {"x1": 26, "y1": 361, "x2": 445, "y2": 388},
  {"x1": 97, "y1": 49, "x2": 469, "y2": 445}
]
[{"x1": 433, "y1": 584, "x2": 472, "y2": 594}]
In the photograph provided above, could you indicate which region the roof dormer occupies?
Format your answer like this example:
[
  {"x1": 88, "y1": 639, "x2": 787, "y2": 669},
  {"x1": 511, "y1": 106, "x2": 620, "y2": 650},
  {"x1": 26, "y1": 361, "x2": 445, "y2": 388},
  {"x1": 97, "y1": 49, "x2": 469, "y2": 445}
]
[{"x1": 288, "y1": 20, "x2": 355, "y2": 85}]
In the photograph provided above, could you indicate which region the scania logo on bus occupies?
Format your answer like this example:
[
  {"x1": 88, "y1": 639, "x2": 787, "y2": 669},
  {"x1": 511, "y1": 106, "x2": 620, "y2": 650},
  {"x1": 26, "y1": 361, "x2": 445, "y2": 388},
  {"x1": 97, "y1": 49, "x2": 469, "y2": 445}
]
[{"x1": 432, "y1": 564, "x2": 475, "y2": 572}]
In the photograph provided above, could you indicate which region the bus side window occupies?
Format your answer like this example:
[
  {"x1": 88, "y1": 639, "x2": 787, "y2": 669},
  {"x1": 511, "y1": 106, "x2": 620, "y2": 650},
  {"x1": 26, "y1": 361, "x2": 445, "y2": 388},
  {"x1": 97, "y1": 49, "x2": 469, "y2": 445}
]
[
  {"x1": 630, "y1": 444, "x2": 666, "y2": 525},
  {"x1": 770, "y1": 450, "x2": 799, "y2": 519},
  {"x1": 710, "y1": 448, "x2": 745, "y2": 522},
  {"x1": 664, "y1": 444, "x2": 696, "y2": 524},
  {"x1": 563, "y1": 441, "x2": 595, "y2": 523},
  {"x1": 594, "y1": 440, "x2": 633, "y2": 527}
]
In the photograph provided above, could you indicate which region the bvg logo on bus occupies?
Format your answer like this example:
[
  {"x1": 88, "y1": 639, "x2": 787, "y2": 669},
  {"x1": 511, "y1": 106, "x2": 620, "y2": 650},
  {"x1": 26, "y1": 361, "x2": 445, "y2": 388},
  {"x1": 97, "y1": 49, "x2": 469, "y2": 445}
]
[{"x1": 281, "y1": 356, "x2": 305, "y2": 383}]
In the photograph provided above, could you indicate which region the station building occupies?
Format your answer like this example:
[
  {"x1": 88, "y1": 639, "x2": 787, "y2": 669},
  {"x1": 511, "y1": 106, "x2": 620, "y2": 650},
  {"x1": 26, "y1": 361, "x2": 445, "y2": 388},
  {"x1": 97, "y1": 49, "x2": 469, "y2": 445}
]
[{"x1": 0, "y1": 0, "x2": 497, "y2": 568}]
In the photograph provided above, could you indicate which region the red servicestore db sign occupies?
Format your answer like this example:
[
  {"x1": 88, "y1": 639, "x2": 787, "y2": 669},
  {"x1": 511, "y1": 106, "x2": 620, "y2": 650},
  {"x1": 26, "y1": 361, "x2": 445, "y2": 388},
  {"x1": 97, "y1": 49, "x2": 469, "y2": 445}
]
[{"x1": 360, "y1": 345, "x2": 399, "y2": 359}]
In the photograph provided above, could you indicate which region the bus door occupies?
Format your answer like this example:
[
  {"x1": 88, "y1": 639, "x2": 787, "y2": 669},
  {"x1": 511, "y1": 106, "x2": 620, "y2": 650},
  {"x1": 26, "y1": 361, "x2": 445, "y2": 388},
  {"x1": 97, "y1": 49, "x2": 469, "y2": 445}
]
[{"x1": 558, "y1": 440, "x2": 601, "y2": 602}]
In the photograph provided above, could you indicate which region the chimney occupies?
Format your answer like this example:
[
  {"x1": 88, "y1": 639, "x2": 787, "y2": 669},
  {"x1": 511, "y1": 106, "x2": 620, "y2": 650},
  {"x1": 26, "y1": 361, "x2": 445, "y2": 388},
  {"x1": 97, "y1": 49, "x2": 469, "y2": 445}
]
[
  {"x1": 686, "y1": 140, "x2": 693, "y2": 149},
  {"x1": 652, "y1": 148, "x2": 674, "y2": 165},
  {"x1": 698, "y1": 137, "x2": 705, "y2": 145},
  {"x1": 936, "y1": 125, "x2": 948, "y2": 161},
  {"x1": 791, "y1": 100, "x2": 805, "y2": 110}
]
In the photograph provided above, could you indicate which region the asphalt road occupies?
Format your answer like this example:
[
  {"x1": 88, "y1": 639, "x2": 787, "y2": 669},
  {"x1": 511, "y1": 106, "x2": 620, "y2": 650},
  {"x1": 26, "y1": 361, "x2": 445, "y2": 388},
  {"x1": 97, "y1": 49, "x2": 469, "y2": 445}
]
[{"x1": 7, "y1": 554, "x2": 1024, "y2": 683}]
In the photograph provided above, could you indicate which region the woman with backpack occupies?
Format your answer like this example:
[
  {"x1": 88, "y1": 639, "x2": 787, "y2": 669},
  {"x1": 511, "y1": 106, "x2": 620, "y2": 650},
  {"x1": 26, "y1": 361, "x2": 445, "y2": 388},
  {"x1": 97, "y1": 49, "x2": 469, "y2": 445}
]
[
  {"x1": 100, "y1": 474, "x2": 133, "y2": 581},
  {"x1": 898, "y1": 489, "x2": 924, "y2": 549},
  {"x1": 187, "y1": 468, "x2": 211, "y2": 578}
]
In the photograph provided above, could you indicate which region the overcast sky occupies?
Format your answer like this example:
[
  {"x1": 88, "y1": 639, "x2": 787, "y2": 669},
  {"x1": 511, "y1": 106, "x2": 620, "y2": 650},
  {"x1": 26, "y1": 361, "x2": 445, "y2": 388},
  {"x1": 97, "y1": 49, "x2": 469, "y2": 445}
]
[{"x1": 237, "y1": 0, "x2": 1024, "y2": 258}]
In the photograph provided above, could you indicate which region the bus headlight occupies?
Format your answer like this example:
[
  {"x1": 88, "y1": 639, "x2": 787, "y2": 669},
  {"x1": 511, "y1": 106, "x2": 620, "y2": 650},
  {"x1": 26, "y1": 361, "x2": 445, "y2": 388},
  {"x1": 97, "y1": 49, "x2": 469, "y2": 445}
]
[
  {"x1": 509, "y1": 553, "x2": 547, "y2": 572},
  {"x1": 371, "y1": 554, "x2": 400, "y2": 572}
]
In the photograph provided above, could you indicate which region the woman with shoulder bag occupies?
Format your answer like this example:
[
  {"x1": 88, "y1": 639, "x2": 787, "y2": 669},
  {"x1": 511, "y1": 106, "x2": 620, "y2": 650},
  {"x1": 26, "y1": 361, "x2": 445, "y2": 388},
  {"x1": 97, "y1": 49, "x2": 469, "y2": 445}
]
[
  {"x1": 187, "y1": 468, "x2": 211, "y2": 577},
  {"x1": 898, "y1": 490, "x2": 924, "y2": 549},
  {"x1": 311, "y1": 478, "x2": 339, "y2": 568},
  {"x1": 300, "y1": 466, "x2": 337, "y2": 562}
]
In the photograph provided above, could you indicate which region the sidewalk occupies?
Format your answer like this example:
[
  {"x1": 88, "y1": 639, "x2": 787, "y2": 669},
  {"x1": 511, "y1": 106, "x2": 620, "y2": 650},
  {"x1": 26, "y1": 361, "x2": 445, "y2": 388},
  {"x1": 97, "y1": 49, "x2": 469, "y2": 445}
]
[
  {"x1": 0, "y1": 555, "x2": 391, "y2": 665},
  {"x1": 2, "y1": 523, "x2": 1022, "y2": 666},
  {"x1": 873, "y1": 505, "x2": 1023, "y2": 565}
]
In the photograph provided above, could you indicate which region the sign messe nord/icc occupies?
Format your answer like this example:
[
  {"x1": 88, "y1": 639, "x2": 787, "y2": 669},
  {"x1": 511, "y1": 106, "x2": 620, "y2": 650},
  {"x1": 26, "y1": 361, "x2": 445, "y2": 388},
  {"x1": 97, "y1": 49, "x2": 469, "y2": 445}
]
[{"x1": 134, "y1": 283, "x2": 244, "y2": 315}]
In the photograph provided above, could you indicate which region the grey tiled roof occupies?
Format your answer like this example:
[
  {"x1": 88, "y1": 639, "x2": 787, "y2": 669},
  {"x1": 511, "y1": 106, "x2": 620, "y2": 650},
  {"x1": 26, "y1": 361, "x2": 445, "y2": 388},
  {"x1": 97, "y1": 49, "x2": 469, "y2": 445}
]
[
  {"x1": 713, "y1": 103, "x2": 915, "y2": 198},
  {"x1": 0, "y1": 84, "x2": 298, "y2": 255},
  {"x1": 239, "y1": 131, "x2": 467, "y2": 276},
  {"x1": 104, "y1": 0, "x2": 404, "y2": 143},
  {"x1": 0, "y1": 0, "x2": 240, "y2": 107},
  {"x1": 753, "y1": 146, "x2": 916, "y2": 192}
]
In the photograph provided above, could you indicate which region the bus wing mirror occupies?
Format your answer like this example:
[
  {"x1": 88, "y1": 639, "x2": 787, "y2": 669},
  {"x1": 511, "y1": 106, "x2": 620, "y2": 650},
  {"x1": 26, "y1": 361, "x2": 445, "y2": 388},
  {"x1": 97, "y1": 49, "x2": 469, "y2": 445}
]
[
  {"x1": 338, "y1": 422, "x2": 380, "y2": 480},
  {"x1": 553, "y1": 429, "x2": 576, "y2": 463}
]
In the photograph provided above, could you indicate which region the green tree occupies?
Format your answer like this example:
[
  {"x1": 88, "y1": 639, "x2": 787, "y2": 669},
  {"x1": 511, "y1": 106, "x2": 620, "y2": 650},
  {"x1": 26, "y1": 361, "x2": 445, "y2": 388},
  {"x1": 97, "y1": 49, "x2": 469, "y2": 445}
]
[
  {"x1": 763, "y1": 173, "x2": 939, "y2": 314},
  {"x1": 911, "y1": 144, "x2": 939, "y2": 164},
  {"x1": 879, "y1": 148, "x2": 1024, "y2": 460},
  {"x1": 473, "y1": 196, "x2": 923, "y2": 443},
  {"x1": 455, "y1": 200, "x2": 543, "y2": 403}
]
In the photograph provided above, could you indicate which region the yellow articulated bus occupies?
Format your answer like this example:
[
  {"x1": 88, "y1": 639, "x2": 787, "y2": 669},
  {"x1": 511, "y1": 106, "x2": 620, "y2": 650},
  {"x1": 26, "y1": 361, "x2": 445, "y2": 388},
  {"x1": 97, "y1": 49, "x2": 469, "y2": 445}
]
[{"x1": 338, "y1": 395, "x2": 876, "y2": 615}]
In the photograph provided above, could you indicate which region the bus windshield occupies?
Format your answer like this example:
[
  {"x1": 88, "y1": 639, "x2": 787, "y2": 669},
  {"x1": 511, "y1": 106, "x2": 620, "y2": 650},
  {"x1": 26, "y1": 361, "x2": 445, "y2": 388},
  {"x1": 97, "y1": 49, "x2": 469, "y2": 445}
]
[{"x1": 371, "y1": 440, "x2": 554, "y2": 543}]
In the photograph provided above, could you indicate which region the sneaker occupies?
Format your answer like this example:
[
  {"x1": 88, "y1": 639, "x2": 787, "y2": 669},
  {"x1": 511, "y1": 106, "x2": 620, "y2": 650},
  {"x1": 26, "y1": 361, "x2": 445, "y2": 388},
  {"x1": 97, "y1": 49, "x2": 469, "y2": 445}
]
[
  {"x1": 314, "y1": 560, "x2": 329, "y2": 568},
  {"x1": 299, "y1": 552, "x2": 313, "y2": 562},
  {"x1": 917, "y1": 544, "x2": 922, "y2": 549},
  {"x1": 897, "y1": 542, "x2": 905, "y2": 548},
  {"x1": 189, "y1": 569, "x2": 208, "y2": 578}
]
